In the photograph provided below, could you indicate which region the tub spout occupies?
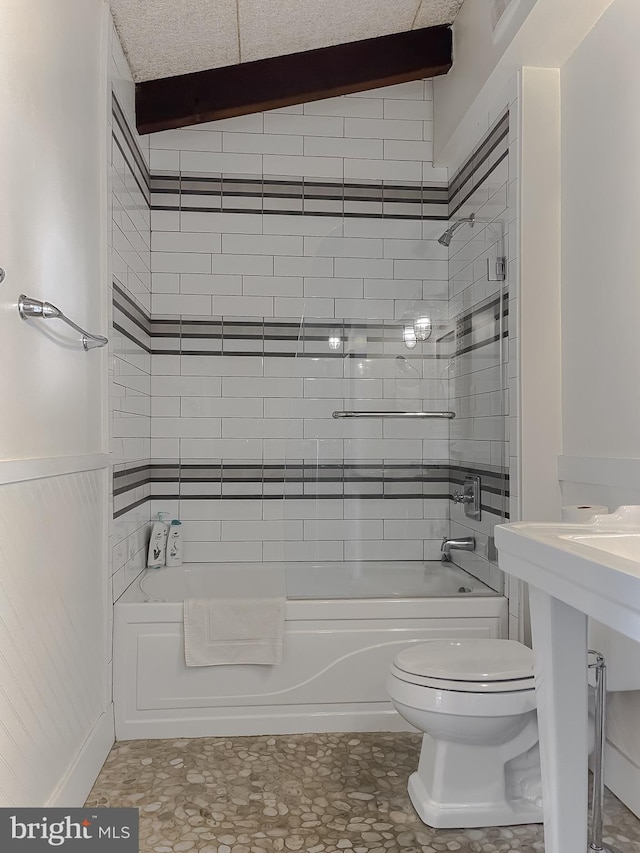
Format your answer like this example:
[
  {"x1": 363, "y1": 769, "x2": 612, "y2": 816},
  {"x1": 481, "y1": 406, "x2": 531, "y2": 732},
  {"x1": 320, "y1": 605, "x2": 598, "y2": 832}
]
[{"x1": 441, "y1": 536, "x2": 475, "y2": 562}]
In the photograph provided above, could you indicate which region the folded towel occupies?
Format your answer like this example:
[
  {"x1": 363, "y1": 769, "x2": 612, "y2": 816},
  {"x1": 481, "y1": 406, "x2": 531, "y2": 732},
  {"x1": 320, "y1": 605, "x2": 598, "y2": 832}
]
[{"x1": 184, "y1": 597, "x2": 285, "y2": 666}]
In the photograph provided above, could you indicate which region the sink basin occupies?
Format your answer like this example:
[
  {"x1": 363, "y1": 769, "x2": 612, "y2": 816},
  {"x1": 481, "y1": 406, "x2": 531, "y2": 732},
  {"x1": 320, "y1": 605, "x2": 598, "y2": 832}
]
[
  {"x1": 559, "y1": 532, "x2": 640, "y2": 562},
  {"x1": 494, "y1": 516, "x2": 640, "y2": 641}
]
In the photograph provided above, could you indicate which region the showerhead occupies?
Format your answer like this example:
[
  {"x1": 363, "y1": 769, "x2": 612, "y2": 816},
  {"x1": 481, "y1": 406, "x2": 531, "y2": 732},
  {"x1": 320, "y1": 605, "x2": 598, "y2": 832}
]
[{"x1": 438, "y1": 213, "x2": 475, "y2": 247}]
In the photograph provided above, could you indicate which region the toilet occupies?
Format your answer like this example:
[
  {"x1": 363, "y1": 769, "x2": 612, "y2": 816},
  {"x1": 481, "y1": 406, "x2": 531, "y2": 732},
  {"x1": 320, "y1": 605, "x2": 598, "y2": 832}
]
[{"x1": 387, "y1": 639, "x2": 543, "y2": 829}]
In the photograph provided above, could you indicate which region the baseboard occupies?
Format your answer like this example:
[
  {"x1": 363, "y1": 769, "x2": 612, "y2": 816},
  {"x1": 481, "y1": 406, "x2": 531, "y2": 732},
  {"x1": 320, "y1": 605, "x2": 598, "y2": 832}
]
[
  {"x1": 116, "y1": 708, "x2": 414, "y2": 740},
  {"x1": 604, "y1": 741, "x2": 640, "y2": 819},
  {"x1": 46, "y1": 705, "x2": 115, "y2": 807}
]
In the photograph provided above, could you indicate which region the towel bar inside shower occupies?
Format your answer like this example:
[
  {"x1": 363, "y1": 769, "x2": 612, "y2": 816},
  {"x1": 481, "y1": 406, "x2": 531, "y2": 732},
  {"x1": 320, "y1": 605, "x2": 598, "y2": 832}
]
[{"x1": 332, "y1": 411, "x2": 455, "y2": 419}]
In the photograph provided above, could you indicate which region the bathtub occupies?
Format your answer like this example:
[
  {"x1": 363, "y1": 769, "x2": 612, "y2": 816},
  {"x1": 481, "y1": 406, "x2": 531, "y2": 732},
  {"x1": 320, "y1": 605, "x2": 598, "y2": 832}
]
[{"x1": 114, "y1": 561, "x2": 507, "y2": 739}]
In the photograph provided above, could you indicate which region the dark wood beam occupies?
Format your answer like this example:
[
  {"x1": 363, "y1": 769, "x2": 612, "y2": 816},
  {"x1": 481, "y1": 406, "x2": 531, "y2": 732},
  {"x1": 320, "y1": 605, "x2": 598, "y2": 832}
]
[{"x1": 135, "y1": 25, "x2": 452, "y2": 135}]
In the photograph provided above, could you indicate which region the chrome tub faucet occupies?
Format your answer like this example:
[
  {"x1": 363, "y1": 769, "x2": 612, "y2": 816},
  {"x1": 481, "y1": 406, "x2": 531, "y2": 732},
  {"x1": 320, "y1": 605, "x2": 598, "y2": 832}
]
[{"x1": 441, "y1": 536, "x2": 476, "y2": 562}]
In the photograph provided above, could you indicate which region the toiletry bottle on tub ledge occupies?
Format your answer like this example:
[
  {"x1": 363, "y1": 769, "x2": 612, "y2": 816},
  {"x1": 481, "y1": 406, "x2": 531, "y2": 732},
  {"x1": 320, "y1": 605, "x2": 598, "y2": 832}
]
[
  {"x1": 166, "y1": 519, "x2": 183, "y2": 566},
  {"x1": 147, "y1": 512, "x2": 170, "y2": 568}
]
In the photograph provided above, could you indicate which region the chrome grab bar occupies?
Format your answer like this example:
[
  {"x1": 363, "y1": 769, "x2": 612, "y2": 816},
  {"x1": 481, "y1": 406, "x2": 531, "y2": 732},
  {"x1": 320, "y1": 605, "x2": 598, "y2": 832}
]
[
  {"x1": 332, "y1": 411, "x2": 455, "y2": 419},
  {"x1": 18, "y1": 295, "x2": 108, "y2": 351}
]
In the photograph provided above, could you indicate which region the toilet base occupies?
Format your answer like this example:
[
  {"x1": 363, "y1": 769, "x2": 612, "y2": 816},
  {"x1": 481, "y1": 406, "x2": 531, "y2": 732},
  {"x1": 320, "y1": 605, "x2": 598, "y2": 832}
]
[
  {"x1": 408, "y1": 771, "x2": 544, "y2": 829},
  {"x1": 407, "y1": 727, "x2": 544, "y2": 829}
]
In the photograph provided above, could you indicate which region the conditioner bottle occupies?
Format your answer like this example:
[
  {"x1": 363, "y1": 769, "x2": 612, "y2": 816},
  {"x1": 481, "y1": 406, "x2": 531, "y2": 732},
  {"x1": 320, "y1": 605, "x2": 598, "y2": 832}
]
[
  {"x1": 147, "y1": 512, "x2": 170, "y2": 568},
  {"x1": 165, "y1": 519, "x2": 183, "y2": 567}
]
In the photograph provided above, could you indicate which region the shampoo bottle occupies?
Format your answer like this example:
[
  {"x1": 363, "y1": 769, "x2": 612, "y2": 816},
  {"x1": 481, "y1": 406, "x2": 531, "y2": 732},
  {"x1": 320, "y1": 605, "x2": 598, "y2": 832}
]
[
  {"x1": 165, "y1": 520, "x2": 183, "y2": 567},
  {"x1": 147, "y1": 512, "x2": 170, "y2": 568}
]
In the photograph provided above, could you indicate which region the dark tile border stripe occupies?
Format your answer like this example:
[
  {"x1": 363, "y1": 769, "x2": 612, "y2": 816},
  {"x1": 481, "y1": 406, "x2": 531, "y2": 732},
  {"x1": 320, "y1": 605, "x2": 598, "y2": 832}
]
[
  {"x1": 113, "y1": 279, "x2": 153, "y2": 334},
  {"x1": 113, "y1": 285, "x2": 504, "y2": 361},
  {"x1": 114, "y1": 93, "x2": 507, "y2": 227},
  {"x1": 112, "y1": 289, "x2": 456, "y2": 359},
  {"x1": 449, "y1": 150, "x2": 508, "y2": 219},
  {"x1": 454, "y1": 291, "x2": 509, "y2": 356},
  {"x1": 449, "y1": 112, "x2": 509, "y2": 207},
  {"x1": 151, "y1": 176, "x2": 449, "y2": 220},
  {"x1": 113, "y1": 133, "x2": 151, "y2": 206},
  {"x1": 114, "y1": 460, "x2": 509, "y2": 519},
  {"x1": 449, "y1": 112, "x2": 508, "y2": 197},
  {"x1": 112, "y1": 93, "x2": 151, "y2": 196},
  {"x1": 114, "y1": 496, "x2": 149, "y2": 518}
]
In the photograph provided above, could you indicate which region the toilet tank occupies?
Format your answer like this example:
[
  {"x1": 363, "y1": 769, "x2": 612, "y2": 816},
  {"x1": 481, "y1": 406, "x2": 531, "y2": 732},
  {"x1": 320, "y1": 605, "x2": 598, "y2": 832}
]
[{"x1": 588, "y1": 619, "x2": 640, "y2": 691}]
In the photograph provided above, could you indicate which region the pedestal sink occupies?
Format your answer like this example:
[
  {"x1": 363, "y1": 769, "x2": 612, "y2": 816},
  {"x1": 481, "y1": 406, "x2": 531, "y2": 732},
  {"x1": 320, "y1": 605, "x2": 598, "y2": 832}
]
[
  {"x1": 561, "y1": 532, "x2": 640, "y2": 563},
  {"x1": 495, "y1": 507, "x2": 640, "y2": 853}
]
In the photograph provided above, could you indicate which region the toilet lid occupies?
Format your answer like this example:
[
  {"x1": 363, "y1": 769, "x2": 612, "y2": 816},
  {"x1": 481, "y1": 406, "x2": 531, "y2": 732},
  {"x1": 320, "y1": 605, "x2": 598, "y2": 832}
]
[{"x1": 394, "y1": 639, "x2": 535, "y2": 682}]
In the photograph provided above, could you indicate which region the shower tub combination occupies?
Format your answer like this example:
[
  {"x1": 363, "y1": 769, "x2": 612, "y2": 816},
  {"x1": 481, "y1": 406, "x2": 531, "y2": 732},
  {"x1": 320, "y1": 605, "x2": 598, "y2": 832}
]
[{"x1": 114, "y1": 560, "x2": 507, "y2": 739}]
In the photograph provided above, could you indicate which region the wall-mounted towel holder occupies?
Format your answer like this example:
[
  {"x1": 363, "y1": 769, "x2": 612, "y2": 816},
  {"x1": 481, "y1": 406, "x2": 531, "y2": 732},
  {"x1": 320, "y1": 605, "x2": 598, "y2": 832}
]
[{"x1": 18, "y1": 294, "x2": 108, "y2": 351}]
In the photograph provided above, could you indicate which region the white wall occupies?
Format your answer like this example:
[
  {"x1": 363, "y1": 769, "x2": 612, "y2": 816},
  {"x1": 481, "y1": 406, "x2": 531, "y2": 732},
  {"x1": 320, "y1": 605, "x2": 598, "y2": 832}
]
[
  {"x1": 0, "y1": 0, "x2": 112, "y2": 805},
  {"x1": 519, "y1": 67, "x2": 562, "y2": 523},
  {"x1": 559, "y1": 0, "x2": 640, "y2": 813},
  {"x1": 561, "y1": 0, "x2": 640, "y2": 459},
  {"x1": 0, "y1": 0, "x2": 108, "y2": 460},
  {"x1": 433, "y1": 0, "x2": 537, "y2": 163},
  {"x1": 434, "y1": 0, "x2": 615, "y2": 172}
]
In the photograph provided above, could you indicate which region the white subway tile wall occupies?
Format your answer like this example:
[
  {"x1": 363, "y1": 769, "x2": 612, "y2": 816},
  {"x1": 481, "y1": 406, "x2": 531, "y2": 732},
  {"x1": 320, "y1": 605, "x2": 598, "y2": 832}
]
[
  {"x1": 109, "y1": 20, "x2": 152, "y2": 612},
  {"x1": 446, "y1": 104, "x2": 516, "y2": 606},
  {"x1": 110, "y1": 70, "x2": 515, "y2": 597},
  {"x1": 118, "y1": 79, "x2": 453, "y2": 566}
]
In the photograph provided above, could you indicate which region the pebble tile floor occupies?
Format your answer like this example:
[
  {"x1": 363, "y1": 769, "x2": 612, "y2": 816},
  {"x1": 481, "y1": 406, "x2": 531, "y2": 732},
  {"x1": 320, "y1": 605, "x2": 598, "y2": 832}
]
[{"x1": 86, "y1": 732, "x2": 640, "y2": 853}]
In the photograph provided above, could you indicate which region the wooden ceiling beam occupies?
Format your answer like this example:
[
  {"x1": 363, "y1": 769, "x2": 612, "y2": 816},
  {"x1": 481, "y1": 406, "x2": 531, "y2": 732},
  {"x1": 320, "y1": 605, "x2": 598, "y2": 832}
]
[{"x1": 135, "y1": 25, "x2": 452, "y2": 135}]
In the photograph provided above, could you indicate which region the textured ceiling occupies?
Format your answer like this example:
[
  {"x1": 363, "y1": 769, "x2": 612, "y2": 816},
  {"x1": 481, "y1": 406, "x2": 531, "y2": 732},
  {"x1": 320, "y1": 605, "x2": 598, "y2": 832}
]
[{"x1": 109, "y1": 0, "x2": 464, "y2": 83}]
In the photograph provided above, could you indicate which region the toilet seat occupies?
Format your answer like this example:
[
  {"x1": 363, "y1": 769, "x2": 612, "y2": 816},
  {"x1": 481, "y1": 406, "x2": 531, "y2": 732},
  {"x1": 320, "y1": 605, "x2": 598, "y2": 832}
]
[
  {"x1": 389, "y1": 639, "x2": 536, "y2": 704},
  {"x1": 389, "y1": 662, "x2": 535, "y2": 693},
  {"x1": 394, "y1": 639, "x2": 535, "y2": 682},
  {"x1": 387, "y1": 671, "x2": 537, "y2": 717}
]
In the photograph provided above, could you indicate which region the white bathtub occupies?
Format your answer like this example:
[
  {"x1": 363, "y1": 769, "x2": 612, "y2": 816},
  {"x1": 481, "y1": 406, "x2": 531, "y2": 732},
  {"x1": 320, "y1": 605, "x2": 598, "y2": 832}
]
[{"x1": 114, "y1": 561, "x2": 507, "y2": 739}]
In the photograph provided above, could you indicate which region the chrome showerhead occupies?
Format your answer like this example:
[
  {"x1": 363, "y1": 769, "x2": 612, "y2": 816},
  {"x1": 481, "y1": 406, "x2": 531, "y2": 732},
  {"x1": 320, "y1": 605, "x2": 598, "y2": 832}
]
[{"x1": 438, "y1": 213, "x2": 475, "y2": 246}]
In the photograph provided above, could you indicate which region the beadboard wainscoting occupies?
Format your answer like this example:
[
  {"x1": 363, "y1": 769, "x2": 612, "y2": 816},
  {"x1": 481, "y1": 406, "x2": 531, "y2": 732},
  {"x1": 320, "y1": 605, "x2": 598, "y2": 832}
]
[{"x1": 0, "y1": 469, "x2": 111, "y2": 805}]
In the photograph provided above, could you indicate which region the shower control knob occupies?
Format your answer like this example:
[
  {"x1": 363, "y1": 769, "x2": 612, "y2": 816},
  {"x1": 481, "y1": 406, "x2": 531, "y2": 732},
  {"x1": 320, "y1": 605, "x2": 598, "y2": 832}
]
[{"x1": 453, "y1": 475, "x2": 482, "y2": 521}]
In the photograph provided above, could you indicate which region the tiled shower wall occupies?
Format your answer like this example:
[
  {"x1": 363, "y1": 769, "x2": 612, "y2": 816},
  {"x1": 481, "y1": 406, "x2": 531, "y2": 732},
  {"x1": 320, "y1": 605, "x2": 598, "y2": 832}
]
[
  {"x1": 108, "y1": 22, "x2": 152, "y2": 603},
  {"x1": 110, "y1": 73, "x2": 512, "y2": 589},
  {"x1": 145, "y1": 80, "x2": 454, "y2": 564},
  {"x1": 447, "y1": 105, "x2": 515, "y2": 607}
]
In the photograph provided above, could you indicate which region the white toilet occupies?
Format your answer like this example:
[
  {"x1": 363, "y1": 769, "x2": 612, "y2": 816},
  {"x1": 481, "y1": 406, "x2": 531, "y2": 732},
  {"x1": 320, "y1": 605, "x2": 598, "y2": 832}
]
[{"x1": 387, "y1": 638, "x2": 543, "y2": 829}]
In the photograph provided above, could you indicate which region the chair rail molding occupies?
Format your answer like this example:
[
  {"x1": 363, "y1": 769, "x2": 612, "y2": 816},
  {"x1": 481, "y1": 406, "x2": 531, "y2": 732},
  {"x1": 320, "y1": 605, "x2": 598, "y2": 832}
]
[{"x1": 0, "y1": 454, "x2": 110, "y2": 486}]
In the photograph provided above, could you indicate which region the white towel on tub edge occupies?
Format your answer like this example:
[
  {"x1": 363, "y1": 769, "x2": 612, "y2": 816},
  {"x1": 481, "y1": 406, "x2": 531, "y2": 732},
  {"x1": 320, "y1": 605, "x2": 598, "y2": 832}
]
[{"x1": 183, "y1": 597, "x2": 285, "y2": 666}]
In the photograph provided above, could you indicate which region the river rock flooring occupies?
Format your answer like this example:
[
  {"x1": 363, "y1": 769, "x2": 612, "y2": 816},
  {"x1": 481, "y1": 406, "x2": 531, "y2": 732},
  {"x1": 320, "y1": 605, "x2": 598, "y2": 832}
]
[{"x1": 86, "y1": 732, "x2": 640, "y2": 853}]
